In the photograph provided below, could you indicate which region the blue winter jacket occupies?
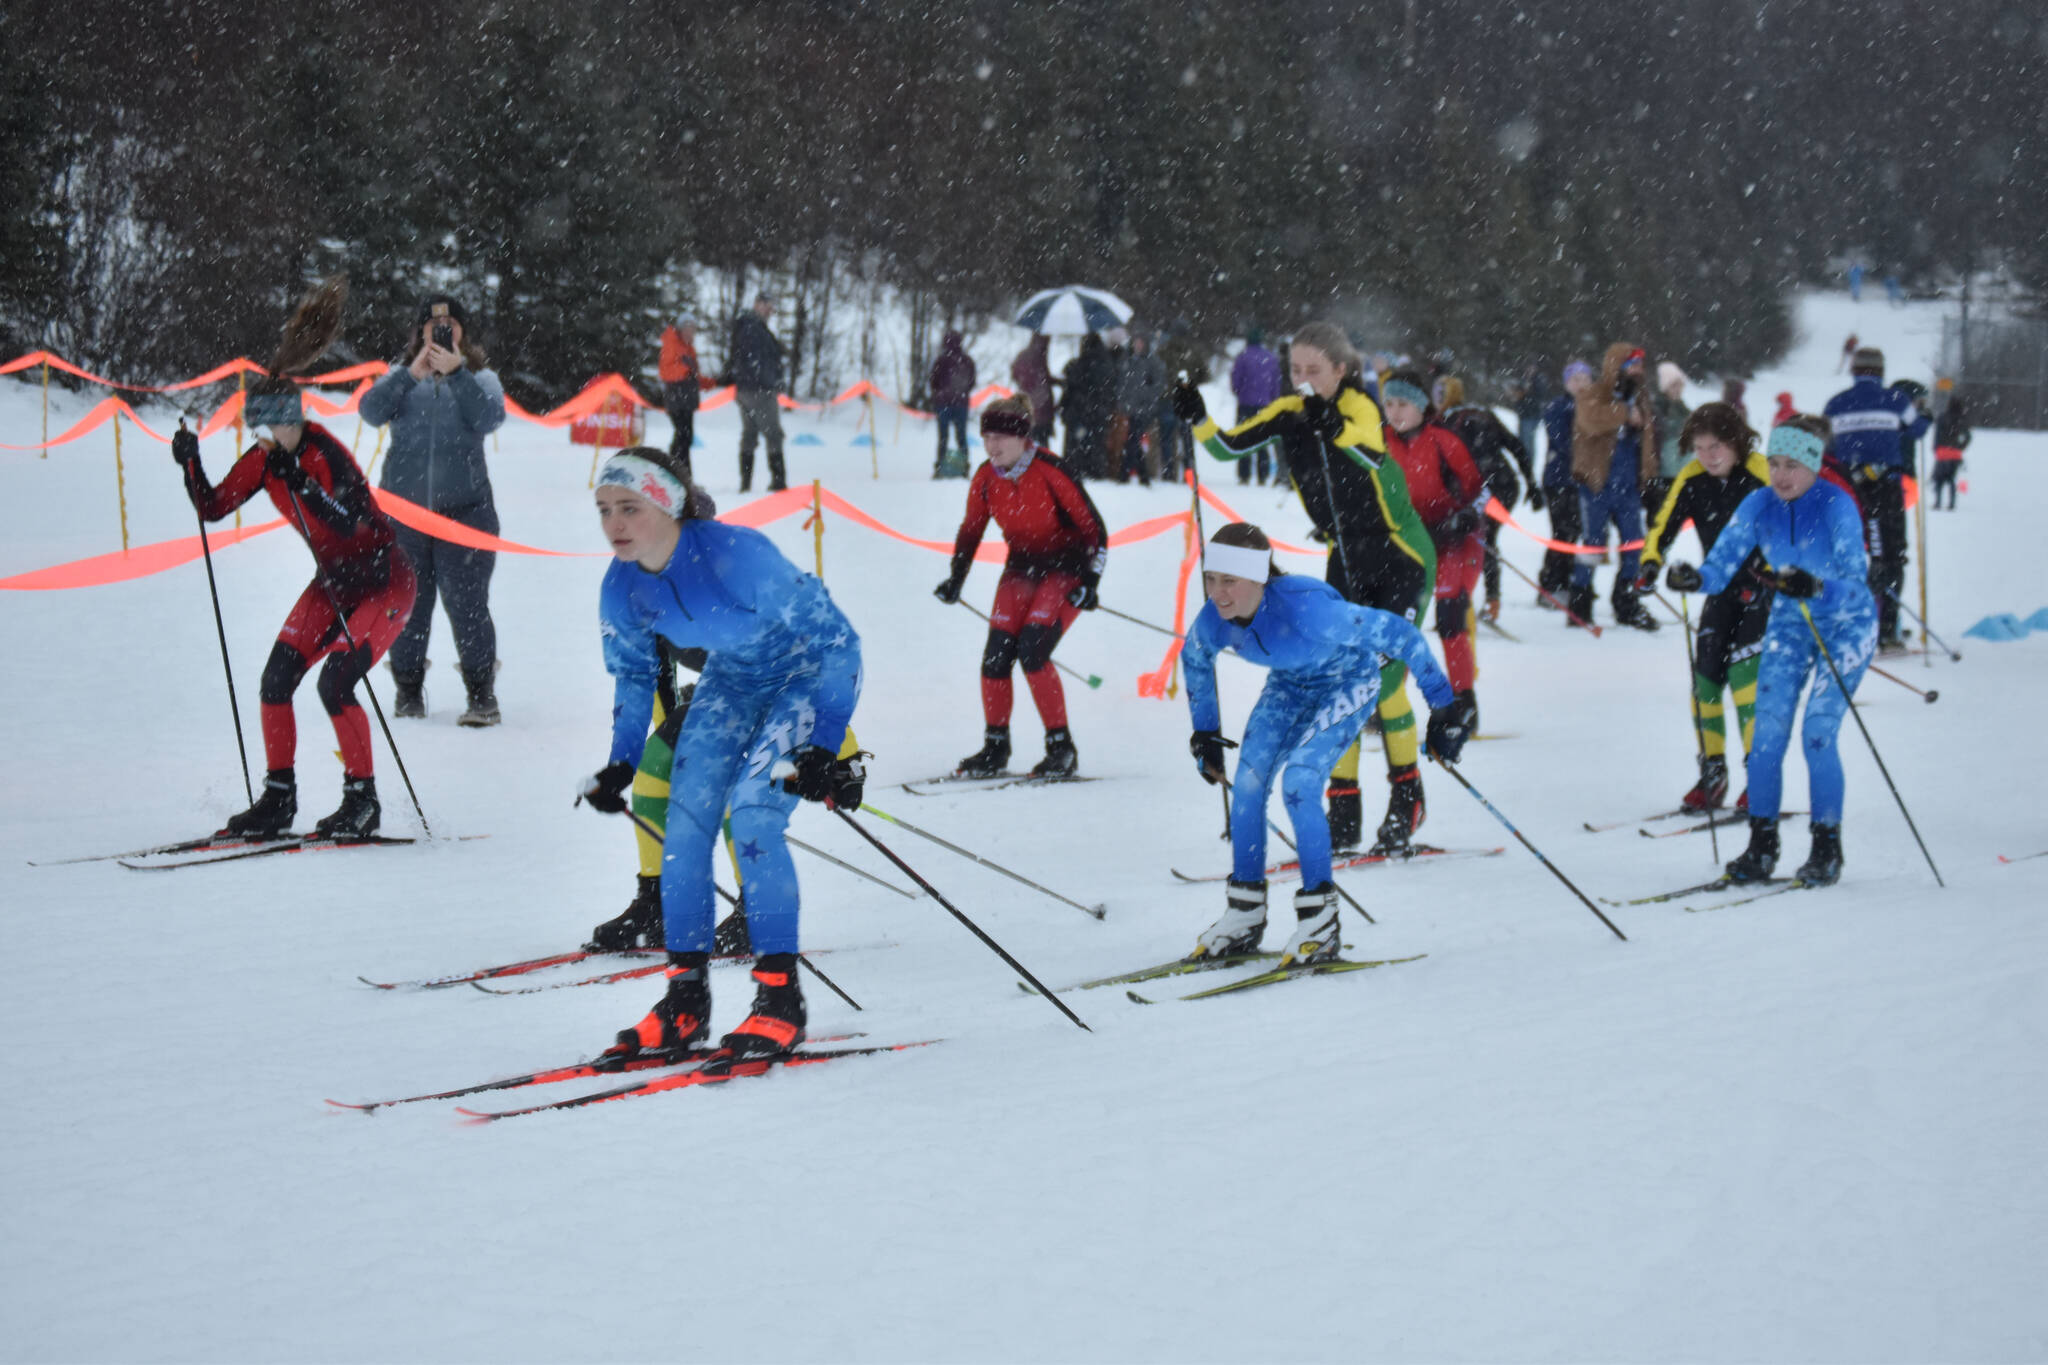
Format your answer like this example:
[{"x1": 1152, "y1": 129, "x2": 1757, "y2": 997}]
[
  {"x1": 360, "y1": 365, "x2": 507, "y2": 512},
  {"x1": 1541, "y1": 394, "x2": 1576, "y2": 487},
  {"x1": 1700, "y1": 480, "x2": 1872, "y2": 619},
  {"x1": 1823, "y1": 375, "x2": 1930, "y2": 474},
  {"x1": 1182, "y1": 574, "x2": 1454, "y2": 733},
  {"x1": 599, "y1": 521, "x2": 862, "y2": 764}
]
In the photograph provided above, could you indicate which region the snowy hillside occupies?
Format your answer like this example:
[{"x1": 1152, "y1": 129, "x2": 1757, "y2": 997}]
[{"x1": 3, "y1": 291, "x2": 2044, "y2": 1364}]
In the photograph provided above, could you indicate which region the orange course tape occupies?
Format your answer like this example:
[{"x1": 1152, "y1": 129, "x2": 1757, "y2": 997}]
[{"x1": 0, "y1": 519, "x2": 287, "y2": 591}]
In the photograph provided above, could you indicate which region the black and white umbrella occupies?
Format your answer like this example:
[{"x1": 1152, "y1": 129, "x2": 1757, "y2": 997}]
[{"x1": 1012, "y1": 286, "x2": 1134, "y2": 336}]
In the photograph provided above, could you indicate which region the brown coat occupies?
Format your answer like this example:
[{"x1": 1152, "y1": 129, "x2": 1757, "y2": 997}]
[{"x1": 1571, "y1": 341, "x2": 1657, "y2": 490}]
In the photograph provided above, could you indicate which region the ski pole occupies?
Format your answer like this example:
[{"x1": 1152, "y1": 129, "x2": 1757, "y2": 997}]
[
  {"x1": 857, "y1": 801, "x2": 1105, "y2": 919},
  {"x1": 1482, "y1": 540, "x2": 1603, "y2": 636},
  {"x1": 186, "y1": 423, "x2": 254, "y2": 806},
  {"x1": 1427, "y1": 757, "x2": 1628, "y2": 941},
  {"x1": 787, "y1": 834, "x2": 918, "y2": 898},
  {"x1": 1797, "y1": 602, "x2": 1944, "y2": 886},
  {"x1": 1868, "y1": 664, "x2": 1938, "y2": 704},
  {"x1": 1219, "y1": 777, "x2": 1375, "y2": 926},
  {"x1": 956, "y1": 600, "x2": 1102, "y2": 689},
  {"x1": 1098, "y1": 603, "x2": 1182, "y2": 639},
  {"x1": 1885, "y1": 588, "x2": 1961, "y2": 661},
  {"x1": 834, "y1": 807, "x2": 1089, "y2": 1031},
  {"x1": 279, "y1": 485, "x2": 430, "y2": 835},
  {"x1": 1677, "y1": 592, "x2": 1720, "y2": 864},
  {"x1": 1185, "y1": 463, "x2": 1230, "y2": 840}
]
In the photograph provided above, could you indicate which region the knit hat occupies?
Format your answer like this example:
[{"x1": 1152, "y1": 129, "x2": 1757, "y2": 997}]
[
  {"x1": 416, "y1": 294, "x2": 468, "y2": 327},
  {"x1": 980, "y1": 401, "x2": 1033, "y2": 438},
  {"x1": 1657, "y1": 361, "x2": 1688, "y2": 391},
  {"x1": 1563, "y1": 360, "x2": 1594, "y2": 385},
  {"x1": 1851, "y1": 346, "x2": 1885, "y2": 375},
  {"x1": 1766, "y1": 423, "x2": 1826, "y2": 472},
  {"x1": 675, "y1": 312, "x2": 699, "y2": 330}
]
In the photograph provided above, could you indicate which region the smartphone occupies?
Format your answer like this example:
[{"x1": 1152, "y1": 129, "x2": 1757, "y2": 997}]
[{"x1": 433, "y1": 321, "x2": 454, "y2": 349}]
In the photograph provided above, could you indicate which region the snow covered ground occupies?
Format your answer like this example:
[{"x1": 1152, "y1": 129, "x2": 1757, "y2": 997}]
[{"x1": 4, "y1": 292, "x2": 2045, "y2": 1363}]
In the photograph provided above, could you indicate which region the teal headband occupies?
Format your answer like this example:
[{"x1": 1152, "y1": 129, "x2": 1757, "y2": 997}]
[
  {"x1": 1382, "y1": 379, "x2": 1430, "y2": 411},
  {"x1": 1767, "y1": 424, "x2": 1825, "y2": 472}
]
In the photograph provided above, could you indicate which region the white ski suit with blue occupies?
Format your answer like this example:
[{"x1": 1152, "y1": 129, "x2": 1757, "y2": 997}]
[
  {"x1": 1698, "y1": 480, "x2": 1874, "y2": 825},
  {"x1": 1184, "y1": 574, "x2": 1453, "y2": 886},
  {"x1": 600, "y1": 521, "x2": 862, "y2": 955}
]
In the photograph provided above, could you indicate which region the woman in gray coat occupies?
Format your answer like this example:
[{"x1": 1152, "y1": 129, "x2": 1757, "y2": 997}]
[{"x1": 359, "y1": 295, "x2": 508, "y2": 725}]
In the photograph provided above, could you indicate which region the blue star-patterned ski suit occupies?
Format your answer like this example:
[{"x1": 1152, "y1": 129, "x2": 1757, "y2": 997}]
[
  {"x1": 600, "y1": 521, "x2": 862, "y2": 954},
  {"x1": 1183, "y1": 574, "x2": 1454, "y2": 886},
  {"x1": 1699, "y1": 480, "x2": 1875, "y2": 825}
]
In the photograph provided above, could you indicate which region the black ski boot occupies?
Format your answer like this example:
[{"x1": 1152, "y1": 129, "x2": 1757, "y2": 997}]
[
  {"x1": 587, "y1": 874, "x2": 663, "y2": 952},
  {"x1": 1612, "y1": 589, "x2": 1661, "y2": 632},
  {"x1": 314, "y1": 777, "x2": 380, "y2": 838},
  {"x1": 458, "y1": 663, "x2": 501, "y2": 728},
  {"x1": 1326, "y1": 782, "x2": 1363, "y2": 853},
  {"x1": 224, "y1": 769, "x2": 296, "y2": 837},
  {"x1": 1795, "y1": 824, "x2": 1844, "y2": 887},
  {"x1": 1682, "y1": 754, "x2": 1729, "y2": 813},
  {"x1": 1031, "y1": 727, "x2": 1079, "y2": 778},
  {"x1": 721, "y1": 953, "x2": 806, "y2": 1059},
  {"x1": 1368, "y1": 765, "x2": 1426, "y2": 857},
  {"x1": 955, "y1": 726, "x2": 1011, "y2": 779},
  {"x1": 713, "y1": 901, "x2": 753, "y2": 956},
  {"x1": 1566, "y1": 584, "x2": 1597, "y2": 628},
  {"x1": 1723, "y1": 817, "x2": 1780, "y2": 884},
  {"x1": 392, "y1": 671, "x2": 427, "y2": 720},
  {"x1": 604, "y1": 954, "x2": 711, "y2": 1062}
]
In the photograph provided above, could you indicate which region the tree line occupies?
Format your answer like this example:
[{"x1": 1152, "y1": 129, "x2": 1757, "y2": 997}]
[{"x1": 2, "y1": 0, "x2": 2041, "y2": 405}]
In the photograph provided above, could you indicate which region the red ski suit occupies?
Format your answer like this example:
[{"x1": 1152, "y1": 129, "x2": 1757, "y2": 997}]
[
  {"x1": 1386, "y1": 419, "x2": 1485, "y2": 692},
  {"x1": 947, "y1": 448, "x2": 1108, "y2": 730}
]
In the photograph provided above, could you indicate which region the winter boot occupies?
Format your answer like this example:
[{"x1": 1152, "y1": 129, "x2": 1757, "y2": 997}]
[
  {"x1": 1612, "y1": 589, "x2": 1661, "y2": 632},
  {"x1": 721, "y1": 953, "x2": 807, "y2": 1059},
  {"x1": 1681, "y1": 755, "x2": 1730, "y2": 813},
  {"x1": 1193, "y1": 880, "x2": 1268, "y2": 959},
  {"x1": 1326, "y1": 783, "x2": 1363, "y2": 854},
  {"x1": 1368, "y1": 765, "x2": 1426, "y2": 857},
  {"x1": 713, "y1": 901, "x2": 753, "y2": 956},
  {"x1": 1278, "y1": 883, "x2": 1341, "y2": 968},
  {"x1": 391, "y1": 672, "x2": 427, "y2": 720},
  {"x1": 314, "y1": 776, "x2": 380, "y2": 838},
  {"x1": 1031, "y1": 727, "x2": 1079, "y2": 779},
  {"x1": 604, "y1": 955, "x2": 711, "y2": 1062},
  {"x1": 224, "y1": 768, "x2": 296, "y2": 837},
  {"x1": 586, "y1": 874, "x2": 663, "y2": 952},
  {"x1": 457, "y1": 662, "x2": 501, "y2": 728},
  {"x1": 1795, "y1": 824, "x2": 1844, "y2": 887},
  {"x1": 955, "y1": 726, "x2": 1011, "y2": 779},
  {"x1": 1723, "y1": 817, "x2": 1781, "y2": 884},
  {"x1": 1566, "y1": 584, "x2": 1597, "y2": 628}
]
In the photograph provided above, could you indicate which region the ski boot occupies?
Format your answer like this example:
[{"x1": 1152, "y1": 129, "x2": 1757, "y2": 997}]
[
  {"x1": 1277, "y1": 883, "x2": 1341, "y2": 968},
  {"x1": 1612, "y1": 589, "x2": 1661, "y2": 632},
  {"x1": 713, "y1": 902, "x2": 753, "y2": 956},
  {"x1": 1723, "y1": 817, "x2": 1780, "y2": 884},
  {"x1": 1566, "y1": 584, "x2": 1597, "y2": 628},
  {"x1": 1031, "y1": 727, "x2": 1079, "y2": 779},
  {"x1": 1193, "y1": 880, "x2": 1267, "y2": 959},
  {"x1": 224, "y1": 769, "x2": 297, "y2": 837},
  {"x1": 1367, "y1": 765, "x2": 1426, "y2": 857},
  {"x1": 458, "y1": 662, "x2": 501, "y2": 728},
  {"x1": 1795, "y1": 824, "x2": 1843, "y2": 887},
  {"x1": 603, "y1": 955, "x2": 711, "y2": 1062},
  {"x1": 391, "y1": 671, "x2": 427, "y2": 720},
  {"x1": 721, "y1": 954, "x2": 806, "y2": 1059},
  {"x1": 315, "y1": 777, "x2": 380, "y2": 837},
  {"x1": 1326, "y1": 783, "x2": 1363, "y2": 854},
  {"x1": 955, "y1": 726, "x2": 1011, "y2": 779},
  {"x1": 1681, "y1": 755, "x2": 1729, "y2": 813},
  {"x1": 586, "y1": 874, "x2": 663, "y2": 952}
]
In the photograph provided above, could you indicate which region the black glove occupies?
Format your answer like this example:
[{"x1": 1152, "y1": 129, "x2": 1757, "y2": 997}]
[
  {"x1": 1664, "y1": 562, "x2": 1702, "y2": 593},
  {"x1": 1525, "y1": 485, "x2": 1545, "y2": 513},
  {"x1": 1425, "y1": 690, "x2": 1479, "y2": 765},
  {"x1": 1169, "y1": 380, "x2": 1206, "y2": 424},
  {"x1": 785, "y1": 745, "x2": 866, "y2": 809},
  {"x1": 1437, "y1": 506, "x2": 1481, "y2": 541},
  {"x1": 1633, "y1": 561, "x2": 1662, "y2": 595},
  {"x1": 933, "y1": 575, "x2": 963, "y2": 605},
  {"x1": 578, "y1": 760, "x2": 635, "y2": 815},
  {"x1": 171, "y1": 425, "x2": 199, "y2": 467},
  {"x1": 1775, "y1": 567, "x2": 1823, "y2": 599},
  {"x1": 1067, "y1": 580, "x2": 1099, "y2": 611},
  {"x1": 264, "y1": 440, "x2": 299, "y2": 482},
  {"x1": 1189, "y1": 730, "x2": 1238, "y2": 785},
  {"x1": 1301, "y1": 393, "x2": 1345, "y2": 443},
  {"x1": 1307, "y1": 525, "x2": 1332, "y2": 545}
]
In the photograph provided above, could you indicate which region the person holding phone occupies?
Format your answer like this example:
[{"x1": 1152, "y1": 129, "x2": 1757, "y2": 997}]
[{"x1": 360, "y1": 295, "x2": 508, "y2": 726}]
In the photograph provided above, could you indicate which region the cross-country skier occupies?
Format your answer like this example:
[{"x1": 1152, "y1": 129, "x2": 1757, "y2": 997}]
[
  {"x1": 170, "y1": 278, "x2": 417, "y2": 838},
  {"x1": 935, "y1": 395, "x2": 1108, "y2": 780},
  {"x1": 1436, "y1": 375, "x2": 1541, "y2": 623},
  {"x1": 1663, "y1": 416, "x2": 1874, "y2": 887},
  {"x1": 1380, "y1": 369, "x2": 1487, "y2": 697},
  {"x1": 1824, "y1": 347, "x2": 1928, "y2": 652},
  {"x1": 1637, "y1": 401, "x2": 1776, "y2": 813},
  {"x1": 1172, "y1": 321, "x2": 1439, "y2": 858},
  {"x1": 1181, "y1": 523, "x2": 1476, "y2": 965},
  {"x1": 581, "y1": 446, "x2": 865, "y2": 1061}
]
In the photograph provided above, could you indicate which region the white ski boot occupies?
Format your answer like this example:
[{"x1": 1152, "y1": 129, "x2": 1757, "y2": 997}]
[
  {"x1": 1192, "y1": 880, "x2": 1267, "y2": 959},
  {"x1": 1277, "y1": 883, "x2": 1341, "y2": 968}
]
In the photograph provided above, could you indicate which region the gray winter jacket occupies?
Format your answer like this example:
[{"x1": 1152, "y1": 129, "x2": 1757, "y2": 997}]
[
  {"x1": 1118, "y1": 348, "x2": 1167, "y2": 416},
  {"x1": 361, "y1": 365, "x2": 508, "y2": 512}
]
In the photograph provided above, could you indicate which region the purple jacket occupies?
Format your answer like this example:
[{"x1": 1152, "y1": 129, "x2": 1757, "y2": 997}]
[
  {"x1": 930, "y1": 332, "x2": 976, "y2": 407},
  {"x1": 1231, "y1": 344, "x2": 1283, "y2": 411}
]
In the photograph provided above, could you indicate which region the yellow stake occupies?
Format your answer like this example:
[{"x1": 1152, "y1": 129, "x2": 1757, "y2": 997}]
[
  {"x1": 363, "y1": 425, "x2": 388, "y2": 481},
  {"x1": 113, "y1": 410, "x2": 130, "y2": 552},
  {"x1": 811, "y1": 478, "x2": 826, "y2": 577}
]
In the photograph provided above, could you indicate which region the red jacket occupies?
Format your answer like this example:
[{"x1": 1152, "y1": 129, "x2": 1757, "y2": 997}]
[
  {"x1": 949, "y1": 448, "x2": 1108, "y2": 584},
  {"x1": 183, "y1": 422, "x2": 399, "y2": 594},
  {"x1": 659, "y1": 326, "x2": 713, "y2": 388},
  {"x1": 1386, "y1": 419, "x2": 1485, "y2": 532}
]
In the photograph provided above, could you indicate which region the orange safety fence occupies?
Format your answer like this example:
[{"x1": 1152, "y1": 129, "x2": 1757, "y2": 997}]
[
  {"x1": 0, "y1": 518, "x2": 288, "y2": 591},
  {"x1": 0, "y1": 395, "x2": 171, "y2": 451}
]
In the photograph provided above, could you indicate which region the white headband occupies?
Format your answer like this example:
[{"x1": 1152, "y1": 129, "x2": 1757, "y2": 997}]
[
  {"x1": 1205, "y1": 540, "x2": 1272, "y2": 583},
  {"x1": 597, "y1": 453, "x2": 689, "y2": 519}
]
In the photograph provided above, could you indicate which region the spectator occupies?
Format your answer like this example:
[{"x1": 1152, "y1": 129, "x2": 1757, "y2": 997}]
[
  {"x1": 1507, "y1": 363, "x2": 1550, "y2": 468},
  {"x1": 658, "y1": 313, "x2": 713, "y2": 479},
  {"x1": 1059, "y1": 333, "x2": 1116, "y2": 479},
  {"x1": 1116, "y1": 331, "x2": 1167, "y2": 484},
  {"x1": 1229, "y1": 327, "x2": 1284, "y2": 484},
  {"x1": 1932, "y1": 396, "x2": 1969, "y2": 509},
  {"x1": 1537, "y1": 360, "x2": 1592, "y2": 602},
  {"x1": 1012, "y1": 334, "x2": 1057, "y2": 445},
  {"x1": 1567, "y1": 343, "x2": 1661, "y2": 631},
  {"x1": 1721, "y1": 377, "x2": 1749, "y2": 421},
  {"x1": 1156, "y1": 323, "x2": 1211, "y2": 481},
  {"x1": 1648, "y1": 361, "x2": 1692, "y2": 515},
  {"x1": 1772, "y1": 391, "x2": 1798, "y2": 428},
  {"x1": 359, "y1": 294, "x2": 508, "y2": 726},
  {"x1": 727, "y1": 293, "x2": 787, "y2": 493},
  {"x1": 929, "y1": 329, "x2": 976, "y2": 479}
]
